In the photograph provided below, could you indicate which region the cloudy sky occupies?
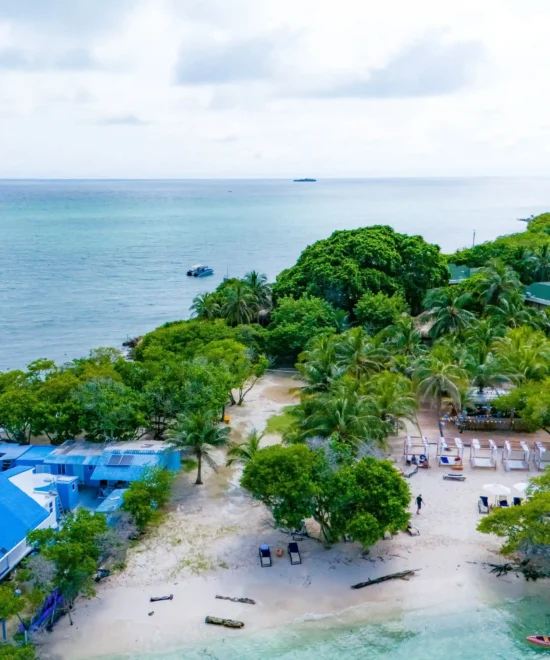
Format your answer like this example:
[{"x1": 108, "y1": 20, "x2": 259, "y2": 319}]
[{"x1": 0, "y1": 0, "x2": 549, "y2": 178}]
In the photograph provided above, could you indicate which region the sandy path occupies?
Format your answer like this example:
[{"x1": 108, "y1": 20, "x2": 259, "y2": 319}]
[{"x1": 40, "y1": 376, "x2": 547, "y2": 659}]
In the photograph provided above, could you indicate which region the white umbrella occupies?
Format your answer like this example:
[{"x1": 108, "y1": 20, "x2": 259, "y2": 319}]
[
  {"x1": 513, "y1": 482, "x2": 529, "y2": 495},
  {"x1": 483, "y1": 484, "x2": 511, "y2": 496}
]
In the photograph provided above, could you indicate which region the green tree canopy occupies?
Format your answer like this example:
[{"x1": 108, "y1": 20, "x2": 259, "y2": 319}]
[
  {"x1": 273, "y1": 225, "x2": 448, "y2": 314},
  {"x1": 122, "y1": 467, "x2": 175, "y2": 531},
  {"x1": 354, "y1": 291, "x2": 408, "y2": 335}
]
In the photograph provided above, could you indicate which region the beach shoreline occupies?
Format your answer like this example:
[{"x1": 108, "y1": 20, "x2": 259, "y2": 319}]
[{"x1": 36, "y1": 373, "x2": 550, "y2": 660}]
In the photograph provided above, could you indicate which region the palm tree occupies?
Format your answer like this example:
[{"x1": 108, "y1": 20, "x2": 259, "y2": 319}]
[
  {"x1": 485, "y1": 296, "x2": 532, "y2": 328},
  {"x1": 167, "y1": 411, "x2": 230, "y2": 485},
  {"x1": 190, "y1": 292, "x2": 221, "y2": 320},
  {"x1": 462, "y1": 319, "x2": 504, "y2": 362},
  {"x1": 243, "y1": 271, "x2": 272, "y2": 310},
  {"x1": 475, "y1": 259, "x2": 522, "y2": 308},
  {"x1": 413, "y1": 357, "x2": 468, "y2": 435},
  {"x1": 333, "y1": 309, "x2": 352, "y2": 333},
  {"x1": 462, "y1": 351, "x2": 511, "y2": 393},
  {"x1": 421, "y1": 289, "x2": 476, "y2": 338},
  {"x1": 221, "y1": 282, "x2": 259, "y2": 326},
  {"x1": 292, "y1": 386, "x2": 391, "y2": 454},
  {"x1": 297, "y1": 334, "x2": 345, "y2": 394},
  {"x1": 363, "y1": 371, "x2": 418, "y2": 433},
  {"x1": 526, "y1": 244, "x2": 550, "y2": 282},
  {"x1": 336, "y1": 327, "x2": 389, "y2": 378},
  {"x1": 382, "y1": 316, "x2": 423, "y2": 358},
  {"x1": 492, "y1": 327, "x2": 550, "y2": 383},
  {"x1": 226, "y1": 428, "x2": 264, "y2": 466}
]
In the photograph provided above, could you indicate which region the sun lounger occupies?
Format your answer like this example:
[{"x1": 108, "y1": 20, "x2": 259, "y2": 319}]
[
  {"x1": 259, "y1": 544, "x2": 272, "y2": 567},
  {"x1": 288, "y1": 542, "x2": 302, "y2": 565},
  {"x1": 404, "y1": 465, "x2": 418, "y2": 478},
  {"x1": 513, "y1": 497, "x2": 522, "y2": 506},
  {"x1": 439, "y1": 456, "x2": 452, "y2": 467},
  {"x1": 499, "y1": 499, "x2": 509, "y2": 507},
  {"x1": 443, "y1": 473, "x2": 466, "y2": 481},
  {"x1": 478, "y1": 496, "x2": 489, "y2": 514}
]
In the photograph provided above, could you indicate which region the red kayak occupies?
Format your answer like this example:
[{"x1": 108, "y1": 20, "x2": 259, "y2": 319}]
[{"x1": 527, "y1": 635, "x2": 550, "y2": 647}]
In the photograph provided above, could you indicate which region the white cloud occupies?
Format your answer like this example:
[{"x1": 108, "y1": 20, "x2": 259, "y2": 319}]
[{"x1": 0, "y1": 0, "x2": 549, "y2": 176}]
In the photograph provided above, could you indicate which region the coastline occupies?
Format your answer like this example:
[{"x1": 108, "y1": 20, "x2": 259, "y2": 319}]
[{"x1": 37, "y1": 374, "x2": 550, "y2": 660}]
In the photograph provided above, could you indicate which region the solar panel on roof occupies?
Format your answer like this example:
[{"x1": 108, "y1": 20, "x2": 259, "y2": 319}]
[
  {"x1": 119, "y1": 455, "x2": 134, "y2": 466},
  {"x1": 107, "y1": 454, "x2": 122, "y2": 466}
]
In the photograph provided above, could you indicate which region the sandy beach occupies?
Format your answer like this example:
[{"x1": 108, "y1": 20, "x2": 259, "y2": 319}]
[{"x1": 39, "y1": 373, "x2": 549, "y2": 659}]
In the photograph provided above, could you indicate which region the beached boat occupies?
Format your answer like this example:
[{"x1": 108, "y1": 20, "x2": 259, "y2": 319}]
[
  {"x1": 527, "y1": 635, "x2": 550, "y2": 647},
  {"x1": 293, "y1": 178, "x2": 316, "y2": 182}
]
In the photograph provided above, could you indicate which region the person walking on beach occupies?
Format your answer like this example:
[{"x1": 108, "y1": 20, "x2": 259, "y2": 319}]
[{"x1": 416, "y1": 494, "x2": 424, "y2": 515}]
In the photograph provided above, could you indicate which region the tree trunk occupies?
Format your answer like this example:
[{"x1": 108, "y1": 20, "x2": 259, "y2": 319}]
[
  {"x1": 437, "y1": 397, "x2": 444, "y2": 436},
  {"x1": 196, "y1": 453, "x2": 203, "y2": 485}
]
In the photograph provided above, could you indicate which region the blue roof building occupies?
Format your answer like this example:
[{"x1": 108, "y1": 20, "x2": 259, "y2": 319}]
[
  {"x1": 0, "y1": 443, "x2": 57, "y2": 472},
  {"x1": 95, "y1": 488, "x2": 128, "y2": 525},
  {"x1": 43, "y1": 439, "x2": 180, "y2": 488},
  {"x1": 0, "y1": 469, "x2": 58, "y2": 578}
]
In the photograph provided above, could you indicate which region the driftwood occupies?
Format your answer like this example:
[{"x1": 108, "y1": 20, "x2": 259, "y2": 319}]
[
  {"x1": 205, "y1": 616, "x2": 244, "y2": 629},
  {"x1": 215, "y1": 595, "x2": 256, "y2": 605},
  {"x1": 351, "y1": 568, "x2": 420, "y2": 589},
  {"x1": 484, "y1": 560, "x2": 550, "y2": 581},
  {"x1": 150, "y1": 594, "x2": 173, "y2": 602}
]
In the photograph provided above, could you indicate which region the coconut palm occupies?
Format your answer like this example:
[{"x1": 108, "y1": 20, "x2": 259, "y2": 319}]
[
  {"x1": 333, "y1": 309, "x2": 352, "y2": 333},
  {"x1": 475, "y1": 259, "x2": 522, "y2": 308},
  {"x1": 297, "y1": 334, "x2": 345, "y2": 394},
  {"x1": 292, "y1": 386, "x2": 391, "y2": 453},
  {"x1": 243, "y1": 271, "x2": 272, "y2": 310},
  {"x1": 221, "y1": 282, "x2": 260, "y2": 325},
  {"x1": 167, "y1": 411, "x2": 230, "y2": 485},
  {"x1": 336, "y1": 327, "x2": 389, "y2": 378},
  {"x1": 421, "y1": 289, "x2": 476, "y2": 338},
  {"x1": 382, "y1": 316, "x2": 423, "y2": 358},
  {"x1": 485, "y1": 296, "x2": 533, "y2": 329},
  {"x1": 492, "y1": 327, "x2": 550, "y2": 383},
  {"x1": 462, "y1": 351, "x2": 511, "y2": 393},
  {"x1": 526, "y1": 244, "x2": 550, "y2": 282},
  {"x1": 413, "y1": 357, "x2": 468, "y2": 435},
  {"x1": 462, "y1": 319, "x2": 504, "y2": 361},
  {"x1": 190, "y1": 292, "x2": 221, "y2": 320},
  {"x1": 363, "y1": 371, "x2": 418, "y2": 433},
  {"x1": 226, "y1": 428, "x2": 264, "y2": 467}
]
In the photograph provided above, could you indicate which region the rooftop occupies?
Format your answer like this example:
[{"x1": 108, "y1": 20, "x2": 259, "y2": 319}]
[
  {"x1": 44, "y1": 440, "x2": 105, "y2": 465},
  {"x1": 0, "y1": 443, "x2": 35, "y2": 462},
  {"x1": 95, "y1": 489, "x2": 127, "y2": 514},
  {"x1": 91, "y1": 450, "x2": 169, "y2": 483},
  {"x1": 448, "y1": 264, "x2": 481, "y2": 285},
  {"x1": 0, "y1": 473, "x2": 49, "y2": 551},
  {"x1": 524, "y1": 281, "x2": 550, "y2": 305}
]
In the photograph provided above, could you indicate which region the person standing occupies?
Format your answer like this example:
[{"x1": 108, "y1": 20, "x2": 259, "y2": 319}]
[{"x1": 416, "y1": 494, "x2": 424, "y2": 515}]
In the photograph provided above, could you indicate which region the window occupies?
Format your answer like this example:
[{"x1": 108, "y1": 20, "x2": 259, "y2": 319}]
[
  {"x1": 72, "y1": 484, "x2": 75, "y2": 491},
  {"x1": 49, "y1": 502, "x2": 53, "y2": 512},
  {"x1": 58, "y1": 464, "x2": 66, "y2": 476}
]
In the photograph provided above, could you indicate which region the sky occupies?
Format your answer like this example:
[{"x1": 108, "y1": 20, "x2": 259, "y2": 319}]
[{"x1": 0, "y1": 0, "x2": 549, "y2": 178}]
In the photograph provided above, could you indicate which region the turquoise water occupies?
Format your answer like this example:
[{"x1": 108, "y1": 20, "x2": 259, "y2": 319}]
[
  {"x1": 96, "y1": 596, "x2": 550, "y2": 659},
  {"x1": 0, "y1": 177, "x2": 549, "y2": 369}
]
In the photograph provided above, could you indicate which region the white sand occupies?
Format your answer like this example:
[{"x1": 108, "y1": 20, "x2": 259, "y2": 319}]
[{"x1": 39, "y1": 375, "x2": 548, "y2": 659}]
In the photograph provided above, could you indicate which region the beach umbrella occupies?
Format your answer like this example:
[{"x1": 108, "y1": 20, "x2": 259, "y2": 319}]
[
  {"x1": 483, "y1": 483, "x2": 511, "y2": 496},
  {"x1": 513, "y1": 482, "x2": 529, "y2": 495}
]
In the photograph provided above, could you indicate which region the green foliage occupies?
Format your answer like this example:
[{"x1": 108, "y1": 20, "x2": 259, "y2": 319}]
[
  {"x1": 242, "y1": 445, "x2": 410, "y2": 548},
  {"x1": 241, "y1": 444, "x2": 319, "y2": 530},
  {"x1": 28, "y1": 509, "x2": 108, "y2": 607},
  {"x1": 0, "y1": 586, "x2": 25, "y2": 622},
  {"x1": 327, "y1": 457, "x2": 411, "y2": 546},
  {"x1": 493, "y1": 380, "x2": 550, "y2": 431},
  {"x1": 267, "y1": 296, "x2": 339, "y2": 363},
  {"x1": 167, "y1": 410, "x2": 230, "y2": 484},
  {"x1": 122, "y1": 467, "x2": 175, "y2": 531},
  {"x1": 264, "y1": 407, "x2": 298, "y2": 436},
  {"x1": 354, "y1": 291, "x2": 408, "y2": 334},
  {"x1": 73, "y1": 378, "x2": 146, "y2": 442},
  {"x1": 273, "y1": 225, "x2": 448, "y2": 314},
  {"x1": 226, "y1": 429, "x2": 264, "y2": 466},
  {"x1": 0, "y1": 645, "x2": 36, "y2": 660},
  {"x1": 525, "y1": 212, "x2": 550, "y2": 235},
  {"x1": 421, "y1": 288, "x2": 476, "y2": 338},
  {"x1": 335, "y1": 327, "x2": 390, "y2": 378}
]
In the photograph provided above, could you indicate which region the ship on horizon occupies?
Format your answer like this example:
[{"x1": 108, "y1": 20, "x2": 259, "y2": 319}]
[{"x1": 293, "y1": 178, "x2": 317, "y2": 182}]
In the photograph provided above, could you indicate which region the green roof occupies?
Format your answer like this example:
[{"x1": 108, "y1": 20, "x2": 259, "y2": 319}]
[
  {"x1": 525, "y1": 282, "x2": 550, "y2": 304},
  {"x1": 448, "y1": 264, "x2": 480, "y2": 284}
]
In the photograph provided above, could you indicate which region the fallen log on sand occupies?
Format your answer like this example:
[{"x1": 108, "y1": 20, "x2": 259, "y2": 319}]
[
  {"x1": 351, "y1": 569, "x2": 420, "y2": 589},
  {"x1": 215, "y1": 595, "x2": 256, "y2": 605},
  {"x1": 205, "y1": 616, "x2": 244, "y2": 629},
  {"x1": 150, "y1": 594, "x2": 173, "y2": 602}
]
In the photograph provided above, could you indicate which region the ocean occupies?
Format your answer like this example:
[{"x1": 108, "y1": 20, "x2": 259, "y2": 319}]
[
  {"x1": 0, "y1": 177, "x2": 548, "y2": 370},
  {"x1": 97, "y1": 596, "x2": 550, "y2": 660}
]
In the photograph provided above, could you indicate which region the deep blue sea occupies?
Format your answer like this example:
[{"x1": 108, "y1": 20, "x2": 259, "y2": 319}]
[{"x1": 0, "y1": 177, "x2": 548, "y2": 370}]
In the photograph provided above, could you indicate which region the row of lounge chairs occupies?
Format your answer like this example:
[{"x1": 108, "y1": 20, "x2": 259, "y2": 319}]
[
  {"x1": 478, "y1": 495, "x2": 522, "y2": 513},
  {"x1": 259, "y1": 542, "x2": 302, "y2": 567}
]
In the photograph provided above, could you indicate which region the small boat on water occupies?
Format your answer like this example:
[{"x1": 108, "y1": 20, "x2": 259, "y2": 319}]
[
  {"x1": 293, "y1": 178, "x2": 316, "y2": 182},
  {"x1": 186, "y1": 264, "x2": 214, "y2": 278},
  {"x1": 527, "y1": 635, "x2": 550, "y2": 647}
]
